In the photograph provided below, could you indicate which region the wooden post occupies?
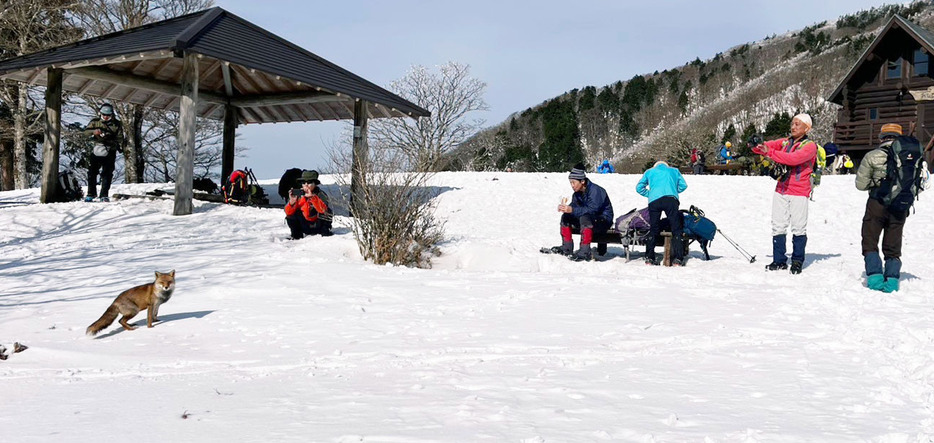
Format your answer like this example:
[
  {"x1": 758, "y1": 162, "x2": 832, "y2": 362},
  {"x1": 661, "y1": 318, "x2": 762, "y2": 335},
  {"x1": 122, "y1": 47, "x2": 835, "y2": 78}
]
[
  {"x1": 40, "y1": 68, "x2": 63, "y2": 203},
  {"x1": 222, "y1": 104, "x2": 237, "y2": 184},
  {"x1": 351, "y1": 100, "x2": 368, "y2": 213},
  {"x1": 174, "y1": 53, "x2": 198, "y2": 216}
]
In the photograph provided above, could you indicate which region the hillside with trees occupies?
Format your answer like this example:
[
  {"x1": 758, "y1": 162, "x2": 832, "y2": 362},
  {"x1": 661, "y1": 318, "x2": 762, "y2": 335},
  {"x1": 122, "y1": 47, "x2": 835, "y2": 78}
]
[{"x1": 448, "y1": 2, "x2": 932, "y2": 173}]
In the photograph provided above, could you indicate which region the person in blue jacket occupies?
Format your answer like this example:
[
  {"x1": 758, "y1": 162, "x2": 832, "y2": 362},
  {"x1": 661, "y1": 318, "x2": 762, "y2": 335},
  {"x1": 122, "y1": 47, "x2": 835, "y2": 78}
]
[
  {"x1": 597, "y1": 159, "x2": 615, "y2": 174},
  {"x1": 637, "y1": 160, "x2": 689, "y2": 266},
  {"x1": 557, "y1": 163, "x2": 614, "y2": 262}
]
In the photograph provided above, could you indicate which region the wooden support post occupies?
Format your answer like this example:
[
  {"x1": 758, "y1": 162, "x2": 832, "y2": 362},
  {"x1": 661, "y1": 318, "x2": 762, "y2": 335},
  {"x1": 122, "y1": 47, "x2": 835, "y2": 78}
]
[
  {"x1": 351, "y1": 100, "x2": 368, "y2": 214},
  {"x1": 173, "y1": 53, "x2": 198, "y2": 216},
  {"x1": 40, "y1": 68, "x2": 63, "y2": 203},
  {"x1": 222, "y1": 104, "x2": 237, "y2": 184}
]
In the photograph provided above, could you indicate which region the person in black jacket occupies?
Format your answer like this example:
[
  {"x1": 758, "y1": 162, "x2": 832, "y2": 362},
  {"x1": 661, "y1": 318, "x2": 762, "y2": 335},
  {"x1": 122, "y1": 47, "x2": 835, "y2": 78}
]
[
  {"x1": 556, "y1": 163, "x2": 614, "y2": 262},
  {"x1": 82, "y1": 103, "x2": 124, "y2": 202}
]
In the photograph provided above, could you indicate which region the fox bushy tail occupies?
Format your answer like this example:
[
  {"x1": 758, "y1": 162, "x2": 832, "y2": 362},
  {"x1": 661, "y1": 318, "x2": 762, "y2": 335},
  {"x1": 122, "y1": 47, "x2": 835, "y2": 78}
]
[{"x1": 86, "y1": 304, "x2": 119, "y2": 336}]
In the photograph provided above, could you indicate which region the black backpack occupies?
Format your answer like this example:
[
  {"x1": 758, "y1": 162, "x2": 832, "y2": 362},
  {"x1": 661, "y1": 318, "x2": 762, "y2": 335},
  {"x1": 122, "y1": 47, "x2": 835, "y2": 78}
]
[
  {"x1": 277, "y1": 168, "x2": 303, "y2": 199},
  {"x1": 51, "y1": 170, "x2": 84, "y2": 203},
  {"x1": 872, "y1": 135, "x2": 925, "y2": 212}
]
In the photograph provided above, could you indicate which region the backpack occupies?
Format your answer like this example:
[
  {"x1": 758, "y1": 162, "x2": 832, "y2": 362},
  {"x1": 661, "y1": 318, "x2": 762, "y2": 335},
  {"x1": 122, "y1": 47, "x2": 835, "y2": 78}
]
[
  {"x1": 811, "y1": 143, "x2": 826, "y2": 187},
  {"x1": 615, "y1": 207, "x2": 651, "y2": 232},
  {"x1": 277, "y1": 168, "x2": 303, "y2": 199},
  {"x1": 223, "y1": 168, "x2": 269, "y2": 206},
  {"x1": 681, "y1": 205, "x2": 716, "y2": 260},
  {"x1": 872, "y1": 135, "x2": 925, "y2": 212},
  {"x1": 51, "y1": 170, "x2": 84, "y2": 203}
]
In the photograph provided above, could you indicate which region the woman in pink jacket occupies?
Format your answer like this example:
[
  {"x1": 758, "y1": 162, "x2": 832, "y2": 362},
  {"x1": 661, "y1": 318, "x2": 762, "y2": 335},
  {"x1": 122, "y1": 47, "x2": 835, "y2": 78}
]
[{"x1": 751, "y1": 113, "x2": 818, "y2": 274}]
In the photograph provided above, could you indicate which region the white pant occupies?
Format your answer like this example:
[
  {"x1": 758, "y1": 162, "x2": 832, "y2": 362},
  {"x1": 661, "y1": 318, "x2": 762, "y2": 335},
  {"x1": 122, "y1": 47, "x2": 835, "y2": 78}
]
[{"x1": 771, "y1": 193, "x2": 809, "y2": 236}]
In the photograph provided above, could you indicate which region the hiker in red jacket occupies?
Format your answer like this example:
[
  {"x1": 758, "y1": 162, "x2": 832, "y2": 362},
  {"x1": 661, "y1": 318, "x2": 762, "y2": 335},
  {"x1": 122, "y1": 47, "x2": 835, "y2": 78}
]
[
  {"x1": 284, "y1": 170, "x2": 333, "y2": 239},
  {"x1": 750, "y1": 113, "x2": 818, "y2": 275}
]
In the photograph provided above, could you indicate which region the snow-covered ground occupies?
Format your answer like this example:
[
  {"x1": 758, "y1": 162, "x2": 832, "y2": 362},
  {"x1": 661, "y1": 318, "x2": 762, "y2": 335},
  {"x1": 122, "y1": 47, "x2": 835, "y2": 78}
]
[{"x1": 1, "y1": 172, "x2": 932, "y2": 442}]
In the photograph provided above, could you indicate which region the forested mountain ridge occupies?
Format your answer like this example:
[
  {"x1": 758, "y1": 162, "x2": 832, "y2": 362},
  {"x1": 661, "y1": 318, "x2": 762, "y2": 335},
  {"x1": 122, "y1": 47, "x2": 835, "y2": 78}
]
[{"x1": 449, "y1": 2, "x2": 932, "y2": 173}]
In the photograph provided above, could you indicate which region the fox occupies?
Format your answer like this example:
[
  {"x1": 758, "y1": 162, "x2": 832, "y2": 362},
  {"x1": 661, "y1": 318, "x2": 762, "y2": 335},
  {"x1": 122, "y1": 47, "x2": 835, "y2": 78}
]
[{"x1": 86, "y1": 270, "x2": 176, "y2": 336}]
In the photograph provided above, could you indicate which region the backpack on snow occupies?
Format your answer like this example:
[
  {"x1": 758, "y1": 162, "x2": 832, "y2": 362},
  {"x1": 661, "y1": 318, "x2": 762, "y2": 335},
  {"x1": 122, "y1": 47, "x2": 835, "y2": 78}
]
[
  {"x1": 222, "y1": 168, "x2": 269, "y2": 206},
  {"x1": 872, "y1": 135, "x2": 925, "y2": 212},
  {"x1": 681, "y1": 205, "x2": 716, "y2": 260},
  {"x1": 50, "y1": 170, "x2": 84, "y2": 203}
]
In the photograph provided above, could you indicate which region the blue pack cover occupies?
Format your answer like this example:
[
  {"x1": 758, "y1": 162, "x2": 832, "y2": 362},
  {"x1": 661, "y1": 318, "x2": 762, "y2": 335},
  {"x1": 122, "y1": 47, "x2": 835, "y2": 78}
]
[{"x1": 683, "y1": 212, "x2": 716, "y2": 241}]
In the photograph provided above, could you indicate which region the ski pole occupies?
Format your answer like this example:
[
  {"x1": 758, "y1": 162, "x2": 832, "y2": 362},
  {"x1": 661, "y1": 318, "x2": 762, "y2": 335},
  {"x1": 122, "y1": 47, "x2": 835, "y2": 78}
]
[{"x1": 717, "y1": 228, "x2": 756, "y2": 263}]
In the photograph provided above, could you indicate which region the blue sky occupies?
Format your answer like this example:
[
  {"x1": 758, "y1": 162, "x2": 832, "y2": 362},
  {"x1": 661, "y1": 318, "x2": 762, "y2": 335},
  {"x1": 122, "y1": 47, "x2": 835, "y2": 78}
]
[{"x1": 213, "y1": 0, "x2": 897, "y2": 179}]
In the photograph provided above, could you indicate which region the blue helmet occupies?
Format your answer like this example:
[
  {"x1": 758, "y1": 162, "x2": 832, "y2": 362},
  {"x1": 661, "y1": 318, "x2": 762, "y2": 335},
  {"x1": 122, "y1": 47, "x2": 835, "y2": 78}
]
[{"x1": 99, "y1": 103, "x2": 115, "y2": 116}]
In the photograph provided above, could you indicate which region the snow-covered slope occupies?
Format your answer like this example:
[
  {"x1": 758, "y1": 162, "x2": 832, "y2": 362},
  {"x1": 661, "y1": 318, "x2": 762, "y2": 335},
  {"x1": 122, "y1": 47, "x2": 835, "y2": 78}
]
[{"x1": 1, "y1": 173, "x2": 932, "y2": 441}]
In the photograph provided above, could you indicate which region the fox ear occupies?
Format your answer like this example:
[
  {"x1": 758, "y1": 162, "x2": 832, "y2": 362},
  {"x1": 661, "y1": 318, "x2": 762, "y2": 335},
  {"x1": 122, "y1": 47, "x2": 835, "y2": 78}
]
[{"x1": 169, "y1": 270, "x2": 175, "y2": 277}]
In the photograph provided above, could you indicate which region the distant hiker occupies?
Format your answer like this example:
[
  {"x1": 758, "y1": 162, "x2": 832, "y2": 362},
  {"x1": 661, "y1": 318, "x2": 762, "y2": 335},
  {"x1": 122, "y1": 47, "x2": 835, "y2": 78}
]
[
  {"x1": 718, "y1": 141, "x2": 733, "y2": 165},
  {"x1": 556, "y1": 163, "x2": 614, "y2": 262},
  {"x1": 856, "y1": 123, "x2": 926, "y2": 293},
  {"x1": 597, "y1": 159, "x2": 615, "y2": 174},
  {"x1": 82, "y1": 103, "x2": 124, "y2": 202},
  {"x1": 823, "y1": 142, "x2": 839, "y2": 174},
  {"x1": 750, "y1": 113, "x2": 818, "y2": 274},
  {"x1": 691, "y1": 148, "x2": 706, "y2": 175},
  {"x1": 284, "y1": 170, "x2": 333, "y2": 239},
  {"x1": 636, "y1": 160, "x2": 688, "y2": 266}
]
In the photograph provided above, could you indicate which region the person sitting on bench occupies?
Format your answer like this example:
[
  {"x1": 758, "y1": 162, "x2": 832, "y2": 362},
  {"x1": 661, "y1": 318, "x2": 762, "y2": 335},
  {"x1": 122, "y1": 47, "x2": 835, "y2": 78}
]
[
  {"x1": 556, "y1": 163, "x2": 614, "y2": 262},
  {"x1": 636, "y1": 160, "x2": 688, "y2": 266}
]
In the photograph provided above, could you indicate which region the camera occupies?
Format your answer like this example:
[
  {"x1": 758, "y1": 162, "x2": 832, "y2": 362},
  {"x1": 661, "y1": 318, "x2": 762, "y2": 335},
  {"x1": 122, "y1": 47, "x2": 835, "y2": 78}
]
[{"x1": 290, "y1": 188, "x2": 303, "y2": 198}]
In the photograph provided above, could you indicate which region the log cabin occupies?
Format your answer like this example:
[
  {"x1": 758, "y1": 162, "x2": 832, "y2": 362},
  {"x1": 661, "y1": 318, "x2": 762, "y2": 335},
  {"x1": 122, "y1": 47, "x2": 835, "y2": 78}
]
[{"x1": 828, "y1": 14, "x2": 934, "y2": 166}]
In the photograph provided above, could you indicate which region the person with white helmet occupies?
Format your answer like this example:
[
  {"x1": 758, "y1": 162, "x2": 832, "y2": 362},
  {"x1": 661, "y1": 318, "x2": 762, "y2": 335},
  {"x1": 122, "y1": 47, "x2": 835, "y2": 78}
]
[{"x1": 81, "y1": 103, "x2": 124, "y2": 202}]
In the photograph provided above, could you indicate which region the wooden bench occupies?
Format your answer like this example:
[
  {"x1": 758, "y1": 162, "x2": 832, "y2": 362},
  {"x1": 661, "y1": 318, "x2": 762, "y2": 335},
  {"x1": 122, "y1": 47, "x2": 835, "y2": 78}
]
[{"x1": 571, "y1": 227, "x2": 689, "y2": 266}]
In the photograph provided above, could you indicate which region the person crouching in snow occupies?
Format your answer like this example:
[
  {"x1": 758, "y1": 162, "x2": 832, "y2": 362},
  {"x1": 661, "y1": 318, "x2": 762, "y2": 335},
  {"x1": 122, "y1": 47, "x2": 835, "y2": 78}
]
[
  {"x1": 284, "y1": 170, "x2": 333, "y2": 239},
  {"x1": 750, "y1": 113, "x2": 818, "y2": 275},
  {"x1": 636, "y1": 160, "x2": 688, "y2": 266},
  {"x1": 556, "y1": 164, "x2": 614, "y2": 262}
]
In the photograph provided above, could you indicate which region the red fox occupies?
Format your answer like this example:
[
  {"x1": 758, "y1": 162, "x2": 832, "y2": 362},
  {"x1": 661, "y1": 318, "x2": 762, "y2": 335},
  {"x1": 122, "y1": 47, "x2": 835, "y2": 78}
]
[{"x1": 86, "y1": 270, "x2": 176, "y2": 336}]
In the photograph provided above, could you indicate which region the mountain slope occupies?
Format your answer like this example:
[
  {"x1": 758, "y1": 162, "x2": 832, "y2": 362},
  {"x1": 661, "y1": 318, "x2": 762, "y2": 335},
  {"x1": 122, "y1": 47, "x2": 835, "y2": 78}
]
[{"x1": 450, "y1": 2, "x2": 931, "y2": 173}]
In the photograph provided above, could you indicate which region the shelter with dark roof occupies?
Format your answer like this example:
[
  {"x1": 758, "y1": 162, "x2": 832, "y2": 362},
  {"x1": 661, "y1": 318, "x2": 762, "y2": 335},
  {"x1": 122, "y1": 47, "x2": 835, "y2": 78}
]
[
  {"x1": 828, "y1": 14, "x2": 934, "y2": 162},
  {"x1": 0, "y1": 7, "x2": 429, "y2": 214}
]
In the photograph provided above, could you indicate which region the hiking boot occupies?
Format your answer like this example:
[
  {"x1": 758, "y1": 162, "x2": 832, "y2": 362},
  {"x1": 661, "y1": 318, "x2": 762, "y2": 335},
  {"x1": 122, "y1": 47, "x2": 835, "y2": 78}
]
[
  {"x1": 84, "y1": 196, "x2": 94, "y2": 202},
  {"x1": 99, "y1": 197, "x2": 109, "y2": 202},
  {"x1": 867, "y1": 274, "x2": 885, "y2": 291},
  {"x1": 765, "y1": 262, "x2": 788, "y2": 271},
  {"x1": 882, "y1": 277, "x2": 899, "y2": 293},
  {"x1": 568, "y1": 251, "x2": 592, "y2": 262},
  {"x1": 645, "y1": 257, "x2": 659, "y2": 266},
  {"x1": 789, "y1": 261, "x2": 803, "y2": 274},
  {"x1": 671, "y1": 258, "x2": 683, "y2": 267}
]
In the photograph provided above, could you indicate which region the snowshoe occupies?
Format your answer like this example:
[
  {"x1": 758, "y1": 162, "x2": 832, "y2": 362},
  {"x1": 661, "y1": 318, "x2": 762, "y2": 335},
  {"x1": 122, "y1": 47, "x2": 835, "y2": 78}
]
[{"x1": 540, "y1": 246, "x2": 571, "y2": 256}]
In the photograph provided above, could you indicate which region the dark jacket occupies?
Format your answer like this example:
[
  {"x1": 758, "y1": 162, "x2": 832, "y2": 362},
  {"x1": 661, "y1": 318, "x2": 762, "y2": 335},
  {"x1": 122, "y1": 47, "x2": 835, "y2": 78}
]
[
  {"x1": 570, "y1": 181, "x2": 614, "y2": 223},
  {"x1": 83, "y1": 117, "x2": 124, "y2": 154}
]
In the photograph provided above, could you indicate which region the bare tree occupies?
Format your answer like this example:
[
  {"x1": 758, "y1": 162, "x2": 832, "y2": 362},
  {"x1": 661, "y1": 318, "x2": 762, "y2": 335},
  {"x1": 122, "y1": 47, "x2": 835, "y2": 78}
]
[
  {"x1": 328, "y1": 130, "x2": 445, "y2": 268},
  {"x1": 369, "y1": 62, "x2": 488, "y2": 172},
  {"x1": 0, "y1": 0, "x2": 82, "y2": 189},
  {"x1": 144, "y1": 113, "x2": 237, "y2": 182},
  {"x1": 72, "y1": 0, "x2": 214, "y2": 183}
]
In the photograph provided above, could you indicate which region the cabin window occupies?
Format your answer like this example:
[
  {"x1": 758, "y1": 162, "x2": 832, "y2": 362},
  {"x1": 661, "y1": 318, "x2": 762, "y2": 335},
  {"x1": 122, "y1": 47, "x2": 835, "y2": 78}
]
[
  {"x1": 887, "y1": 58, "x2": 903, "y2": 79},
  {"x1": 869, "y1": 108, "x2": 878, "y2": 120},
  {"x1": 914, "y1": 49, "x2": 929, "y2": 77}
]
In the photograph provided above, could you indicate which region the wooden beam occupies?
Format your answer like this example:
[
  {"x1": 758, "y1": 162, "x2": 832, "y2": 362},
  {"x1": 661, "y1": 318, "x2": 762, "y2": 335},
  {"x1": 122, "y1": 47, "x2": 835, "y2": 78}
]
[
  {"x1": 222, "y1": 104, "x2": 237, "y2": 183},
  {"x1": 221, "y1": 62, "x2": 234, "y2": 97},
  {"x1": 173, "y1": 53, "x2": 198, "y2": 216},
  {"x1": 230, "y1": 91, "x2": 345, "y2": 108},
  {"x1": 40, "y1": 68, "x2": 63, "y2": 203},
  {"x1": 67, "y1": 66, "x2": 227, "y2": 105},
  {"x1": 351, "y1": 100, "x2": 368, "y2": 214}
]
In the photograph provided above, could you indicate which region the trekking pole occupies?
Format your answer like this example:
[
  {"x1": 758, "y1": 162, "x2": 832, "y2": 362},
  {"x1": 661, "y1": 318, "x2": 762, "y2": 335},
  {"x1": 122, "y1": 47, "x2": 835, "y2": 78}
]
[{"x1": 716, "y1": 229, "x2": 756, "y2": 263}]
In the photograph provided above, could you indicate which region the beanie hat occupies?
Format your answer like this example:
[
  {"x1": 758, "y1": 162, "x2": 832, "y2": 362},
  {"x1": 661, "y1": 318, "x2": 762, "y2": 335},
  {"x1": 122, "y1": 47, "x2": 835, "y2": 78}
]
[
  {"x1": 879, "y1": 123, "x2": 903, "y2": 139},
  {"x1": 568, "y1": 164, "x2": 587, "y2": 181},
  {"x1": 793, "y1": 113, "x2": 812, "y2": 129}
]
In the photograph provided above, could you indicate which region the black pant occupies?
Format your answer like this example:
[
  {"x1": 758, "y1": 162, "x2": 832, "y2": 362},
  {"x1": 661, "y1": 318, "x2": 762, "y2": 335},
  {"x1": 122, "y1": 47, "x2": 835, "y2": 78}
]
[
  {"x1": 559, "y1": 213, "x2": 611, "y2": 234},
  {"x1": 646, "y1": 196, "x2": 683, "y2": 261},
  {"x1": 87, "y1": 151, "x2": 116, "y2": 198},
  {"x1": 286, "y1": 212, "x2": 332, "y2": 239},
  {"x1": 861, "y1": 198, "x2": 907, "y2": 259}
]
